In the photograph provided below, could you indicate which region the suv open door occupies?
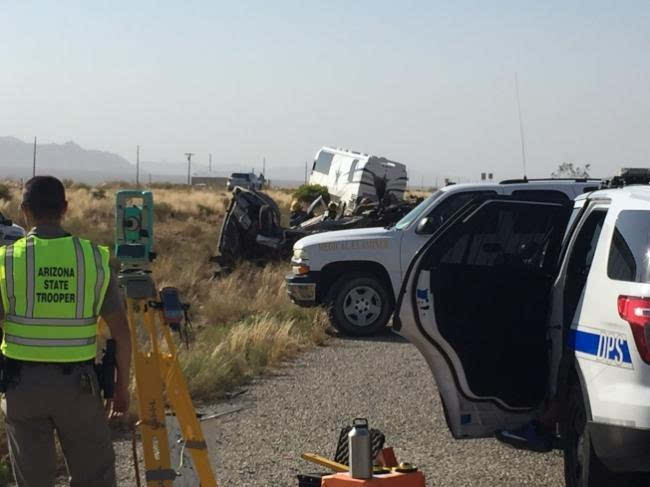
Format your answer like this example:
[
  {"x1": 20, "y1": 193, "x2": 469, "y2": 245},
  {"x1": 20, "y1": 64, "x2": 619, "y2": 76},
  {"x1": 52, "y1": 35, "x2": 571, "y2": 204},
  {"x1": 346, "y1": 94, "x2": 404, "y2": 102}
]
[{"x1": 395, "y1": 197, "x2": 571, "y2": 438}]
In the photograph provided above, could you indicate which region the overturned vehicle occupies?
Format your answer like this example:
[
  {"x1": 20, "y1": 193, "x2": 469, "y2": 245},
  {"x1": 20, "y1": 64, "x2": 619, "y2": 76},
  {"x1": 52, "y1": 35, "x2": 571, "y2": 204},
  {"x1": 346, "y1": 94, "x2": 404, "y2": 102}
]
[{"x1": 214, "y1": 186, "x2": 417, "y2": 270}]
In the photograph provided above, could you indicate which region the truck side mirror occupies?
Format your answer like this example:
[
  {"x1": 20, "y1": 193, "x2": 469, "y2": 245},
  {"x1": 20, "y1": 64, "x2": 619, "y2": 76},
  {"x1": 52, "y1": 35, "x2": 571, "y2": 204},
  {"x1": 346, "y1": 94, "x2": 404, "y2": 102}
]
[{"x1": 415, "y1": 217, "x2": 433, "y2": 235}]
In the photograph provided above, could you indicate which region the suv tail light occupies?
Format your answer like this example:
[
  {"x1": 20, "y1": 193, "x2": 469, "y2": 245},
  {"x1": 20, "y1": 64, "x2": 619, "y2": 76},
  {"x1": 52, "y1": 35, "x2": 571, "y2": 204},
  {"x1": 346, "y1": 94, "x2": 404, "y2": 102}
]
[{"x1": 617, "y1": 295, "x2": 650, "y2": 364}]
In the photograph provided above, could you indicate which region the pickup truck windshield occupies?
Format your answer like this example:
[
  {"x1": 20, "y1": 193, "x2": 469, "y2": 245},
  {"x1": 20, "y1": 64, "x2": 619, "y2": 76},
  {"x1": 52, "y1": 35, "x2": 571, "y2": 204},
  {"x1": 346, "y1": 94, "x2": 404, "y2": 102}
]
[
  {"x1": 231, "y1": 173, "x2": 250, "y2": 180},
  {"x1": 394, "y1": 190, "x2": 443, "y2": 230}
]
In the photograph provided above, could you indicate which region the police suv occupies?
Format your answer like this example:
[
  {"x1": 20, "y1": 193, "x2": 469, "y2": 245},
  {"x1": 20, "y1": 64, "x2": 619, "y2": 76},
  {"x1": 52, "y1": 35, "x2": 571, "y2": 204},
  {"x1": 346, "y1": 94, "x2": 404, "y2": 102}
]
[
  {"x1": 286, "y1": 178, "x2": 599, "y2": 336},
  {"x1": 395, "y1": 171, "x2": 650, "y2": 485}
]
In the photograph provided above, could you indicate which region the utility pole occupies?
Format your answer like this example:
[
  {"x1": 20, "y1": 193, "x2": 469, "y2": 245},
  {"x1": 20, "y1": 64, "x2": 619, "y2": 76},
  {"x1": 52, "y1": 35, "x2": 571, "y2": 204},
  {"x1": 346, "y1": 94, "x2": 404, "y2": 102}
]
[
  {"x1": 149, "y1": 173, "x2": 152, "y2": 186},
  {"x1": 136, "y1": 145, "x2": 140, "y2": 187},
  {"x1": 263, "y1": 157, "x2": 266, "y2": 177},
  {"x1": 32, "y1": 136, "x2": 37, "y2": 177},
  {"x1": 304, "y1": 161, "x2": 308, "y2": 184},
  {"x1": 209, "y1": 153, "x2": 212, "y2": 172},
  {"x1": 515, "y1": 73, "x2": 528, "y2": 180},
  {"x1": 184, "y1": 152, "x2": 194, "y2": 185}
]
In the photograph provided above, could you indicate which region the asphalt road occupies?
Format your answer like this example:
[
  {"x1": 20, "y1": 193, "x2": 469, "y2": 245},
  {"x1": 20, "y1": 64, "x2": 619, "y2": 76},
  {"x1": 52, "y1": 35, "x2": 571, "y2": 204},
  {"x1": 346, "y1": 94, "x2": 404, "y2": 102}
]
[{"x1": 190, "y1": 332, "x2": 566, "y2": 487}]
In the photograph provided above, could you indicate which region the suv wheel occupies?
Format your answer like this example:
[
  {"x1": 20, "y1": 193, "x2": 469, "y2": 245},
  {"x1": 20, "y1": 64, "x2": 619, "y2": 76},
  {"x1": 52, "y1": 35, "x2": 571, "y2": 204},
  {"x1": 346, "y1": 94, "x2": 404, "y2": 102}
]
[
  {"x1": 326, "y1": 274, "x2": 393, "y2": 337},
  {"x1": 563, "y1": 378, "x2": 615, "y2": 487}
]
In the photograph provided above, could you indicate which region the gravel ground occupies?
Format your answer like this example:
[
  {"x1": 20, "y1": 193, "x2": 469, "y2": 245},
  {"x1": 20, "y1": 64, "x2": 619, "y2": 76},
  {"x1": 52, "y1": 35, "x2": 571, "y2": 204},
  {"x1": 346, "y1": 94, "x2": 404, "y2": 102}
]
[{"x1": 110, "y1": 331, "x2": 565, "y2": 486}]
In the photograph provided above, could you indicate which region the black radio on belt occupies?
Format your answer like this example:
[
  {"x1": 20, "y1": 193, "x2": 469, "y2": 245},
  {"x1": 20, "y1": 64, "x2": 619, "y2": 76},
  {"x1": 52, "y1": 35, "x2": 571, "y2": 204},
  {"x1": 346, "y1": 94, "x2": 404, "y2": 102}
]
[
  {"x1": 0, "y1": 353, "x2": 7, "y2": 393},
  {"x1": 0, "y1": 353, "x2": 21, "y2": 392},
  {"x1": 95, "y1": 339, "x2": 116, "y2": 399}
]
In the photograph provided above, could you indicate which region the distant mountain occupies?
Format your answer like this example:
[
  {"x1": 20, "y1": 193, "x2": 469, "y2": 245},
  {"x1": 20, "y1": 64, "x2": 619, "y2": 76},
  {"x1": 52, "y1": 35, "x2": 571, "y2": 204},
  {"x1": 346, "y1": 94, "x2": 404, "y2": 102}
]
[
  {"x1": 0, "y1": 136, "x2": 134, "y2": 183},
  {"x1": 0, "y1": 136, "x2": 306, "y2": 186}
]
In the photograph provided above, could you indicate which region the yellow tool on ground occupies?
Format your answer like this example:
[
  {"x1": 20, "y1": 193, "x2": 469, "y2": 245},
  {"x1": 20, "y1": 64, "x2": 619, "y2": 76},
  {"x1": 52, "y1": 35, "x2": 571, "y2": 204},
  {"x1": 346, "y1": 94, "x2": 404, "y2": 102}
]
[{"x1": 301, "y1": 453, "x2": 349, "y2": 472}]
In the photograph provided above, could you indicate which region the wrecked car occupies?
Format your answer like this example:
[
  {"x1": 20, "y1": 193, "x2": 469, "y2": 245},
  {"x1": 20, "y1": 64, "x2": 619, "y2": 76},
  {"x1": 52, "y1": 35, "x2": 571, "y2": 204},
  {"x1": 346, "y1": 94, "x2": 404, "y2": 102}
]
[{"x1": 213, "y1": 187, "x2": 417, "y2": 270}]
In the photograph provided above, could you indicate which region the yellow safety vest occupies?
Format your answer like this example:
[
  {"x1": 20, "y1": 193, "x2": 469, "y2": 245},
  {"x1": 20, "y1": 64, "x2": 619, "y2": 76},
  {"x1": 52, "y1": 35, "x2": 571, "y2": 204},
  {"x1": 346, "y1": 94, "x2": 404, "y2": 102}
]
[{"x1": 0, "y1": 235, "x2": 111, "y2": 362}]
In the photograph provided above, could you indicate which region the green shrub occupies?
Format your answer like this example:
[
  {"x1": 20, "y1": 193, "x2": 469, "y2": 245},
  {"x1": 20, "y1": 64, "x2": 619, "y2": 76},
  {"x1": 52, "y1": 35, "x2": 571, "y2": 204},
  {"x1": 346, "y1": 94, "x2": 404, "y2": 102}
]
[
  {"x1": 197, "y1": 203, "x2": 215, "y2": 217},
  {"x1": 292, "y1": 184, "x2": 329, "y2": 204},
  {"x1": 0, "y1": 184, "x2": 11, "y2": 202},
  {"x1": 0, "y1": 458, "x2": 11, "y2": 487},
  {"x1": 154, "y1": 201, "x2": 174, "y2": 221},
  {"x1": 91, "y1": 188, "x2": 106, "y2": 200}
]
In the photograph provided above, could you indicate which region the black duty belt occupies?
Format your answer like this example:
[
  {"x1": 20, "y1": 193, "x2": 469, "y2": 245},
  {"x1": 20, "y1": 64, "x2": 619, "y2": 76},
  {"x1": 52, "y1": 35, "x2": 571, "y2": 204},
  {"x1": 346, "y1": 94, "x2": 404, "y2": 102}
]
[{"x1": 7, "y1": 358, "x2": 95, "y2": 374}]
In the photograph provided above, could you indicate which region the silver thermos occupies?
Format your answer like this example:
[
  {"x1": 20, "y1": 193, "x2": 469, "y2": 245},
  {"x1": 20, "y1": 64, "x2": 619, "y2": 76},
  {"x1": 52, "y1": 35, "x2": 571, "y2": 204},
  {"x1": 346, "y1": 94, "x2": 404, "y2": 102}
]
[{"x1": 348, "y1": 418, "x2": 372, "y2": 479}]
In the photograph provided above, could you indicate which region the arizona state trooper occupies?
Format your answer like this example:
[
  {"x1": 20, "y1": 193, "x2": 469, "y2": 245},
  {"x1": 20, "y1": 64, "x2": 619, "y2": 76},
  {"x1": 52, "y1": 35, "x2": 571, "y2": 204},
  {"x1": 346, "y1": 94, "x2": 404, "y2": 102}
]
[{"x1": 0, "y1": 176, "x2": 131, "y2": 487}]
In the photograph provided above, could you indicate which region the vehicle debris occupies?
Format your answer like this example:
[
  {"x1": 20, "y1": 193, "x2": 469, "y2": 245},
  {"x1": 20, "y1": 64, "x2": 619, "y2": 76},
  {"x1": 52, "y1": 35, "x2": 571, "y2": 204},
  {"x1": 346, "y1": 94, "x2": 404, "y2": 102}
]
[{"x1": 213, "y1": 186, "x2": 418, "y2": 270}]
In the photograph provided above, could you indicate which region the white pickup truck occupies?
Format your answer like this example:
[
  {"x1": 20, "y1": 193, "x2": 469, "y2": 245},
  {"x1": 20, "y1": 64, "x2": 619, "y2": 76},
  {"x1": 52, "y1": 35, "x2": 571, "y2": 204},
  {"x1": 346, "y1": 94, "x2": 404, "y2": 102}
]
[{"x1": 286, "y1": 178, "x2": 600, "y2": 336}]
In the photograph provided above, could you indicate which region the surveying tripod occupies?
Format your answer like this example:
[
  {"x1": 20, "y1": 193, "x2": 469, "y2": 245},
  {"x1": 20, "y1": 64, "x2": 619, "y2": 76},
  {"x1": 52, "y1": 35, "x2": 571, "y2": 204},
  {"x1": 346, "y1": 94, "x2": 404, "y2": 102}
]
[{"x1": 115, "y1": 190, "x2": 217, "y2": 487}]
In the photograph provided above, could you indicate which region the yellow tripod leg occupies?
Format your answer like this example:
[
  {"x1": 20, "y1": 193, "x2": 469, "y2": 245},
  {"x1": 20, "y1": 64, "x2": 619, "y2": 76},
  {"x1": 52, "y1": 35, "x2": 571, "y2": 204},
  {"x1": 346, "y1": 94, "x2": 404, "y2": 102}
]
[
  {"x1": 128, "y1": 299, "x2": 175, "y2": 487},
  {"x1": 159, "y1": 323, "x2": 218, "y2": 486}
]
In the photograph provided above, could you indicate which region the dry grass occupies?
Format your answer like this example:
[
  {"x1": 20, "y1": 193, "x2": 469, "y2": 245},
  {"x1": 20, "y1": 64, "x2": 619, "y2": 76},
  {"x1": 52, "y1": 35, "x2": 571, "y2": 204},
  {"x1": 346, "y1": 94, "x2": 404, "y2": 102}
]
[
  {"x1": 406, "y1": 190, "x2": 434, "y2": 200},
  {"x1": 0, "y1": 182, "x2": 329, "y2": 473}
]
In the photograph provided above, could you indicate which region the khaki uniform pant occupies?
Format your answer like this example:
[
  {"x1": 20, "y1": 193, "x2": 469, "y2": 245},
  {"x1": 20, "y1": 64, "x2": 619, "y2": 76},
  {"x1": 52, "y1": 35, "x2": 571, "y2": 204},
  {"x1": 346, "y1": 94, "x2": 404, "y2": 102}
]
[{"x1": 1, "y1": 363, "x2": 116, "y2": 487}]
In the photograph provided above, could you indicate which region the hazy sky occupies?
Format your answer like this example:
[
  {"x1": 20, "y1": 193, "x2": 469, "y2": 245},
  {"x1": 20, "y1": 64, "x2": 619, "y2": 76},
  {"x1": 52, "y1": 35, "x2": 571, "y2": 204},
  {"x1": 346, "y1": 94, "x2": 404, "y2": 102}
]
[{"x1": 2, "y1": 1, "x2": 649, "y2": 183}]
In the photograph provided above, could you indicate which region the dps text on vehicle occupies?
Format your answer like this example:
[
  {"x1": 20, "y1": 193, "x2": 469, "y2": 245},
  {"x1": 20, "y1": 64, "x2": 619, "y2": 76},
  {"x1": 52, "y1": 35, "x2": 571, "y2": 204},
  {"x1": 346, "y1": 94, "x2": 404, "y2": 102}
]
[{"x1": 395, "y1": 172, "x2": 650, "y2": 486}]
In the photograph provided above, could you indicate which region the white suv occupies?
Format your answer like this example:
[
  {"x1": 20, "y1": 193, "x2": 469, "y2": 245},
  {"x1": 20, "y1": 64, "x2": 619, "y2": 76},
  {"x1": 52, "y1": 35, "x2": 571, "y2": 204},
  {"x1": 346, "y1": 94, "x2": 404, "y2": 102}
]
[
  {"x1": 395, "y1": 183, "x2": 650, "y2": 485},
  {"x1": 286, "y1": 179, "x2": 599, "y2": 336}
]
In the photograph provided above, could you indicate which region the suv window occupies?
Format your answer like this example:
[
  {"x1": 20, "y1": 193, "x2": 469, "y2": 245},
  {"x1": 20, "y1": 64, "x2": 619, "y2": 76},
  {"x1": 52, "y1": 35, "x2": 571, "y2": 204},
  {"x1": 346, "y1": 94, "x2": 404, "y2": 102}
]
[
  {"x1": 421, "y1": 190, "x2": 498, "y2": 234},
  {"x1": 438, "y1": 201, "x2": 566, "y2": 270},
  {"x1": 313, "y1": 151, "x2": 334, "y2": 174},
  {"x1": 563, "y1": 208, "x2": 607, "y2": 326},
  {"x1": 232, "y1": 173, "x2": 250, "y2": 180},
  {"x1": 393, "y1": 190, "x2": 443, "y2": 230},
  {"x1": 608, "y1": 210, "x2": 650, "y2": 282},
  {"x1": 511, "y1": 190, "x2": 570, "y2": 204}
]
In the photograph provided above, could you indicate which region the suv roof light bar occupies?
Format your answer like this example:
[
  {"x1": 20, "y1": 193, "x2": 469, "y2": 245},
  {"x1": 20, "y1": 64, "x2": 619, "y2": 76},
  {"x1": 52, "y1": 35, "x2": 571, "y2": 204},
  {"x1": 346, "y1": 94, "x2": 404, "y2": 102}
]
[
  {"x1": 600, "y1": 168, "x2": 650, "y2": 189},
  {"x1": 499, "y1": 177, "x2": 601, "y2": 184}
]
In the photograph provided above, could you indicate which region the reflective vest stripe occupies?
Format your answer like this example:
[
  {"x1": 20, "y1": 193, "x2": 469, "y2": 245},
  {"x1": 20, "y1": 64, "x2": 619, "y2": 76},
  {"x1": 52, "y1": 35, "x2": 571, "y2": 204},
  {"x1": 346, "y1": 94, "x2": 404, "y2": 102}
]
[
  {"x1": 4, "y1": 245, "x2": 15, "y2": 315},
  {"x1": 5, "y1": 315, "x2": 96, "y2": 326},
  {"x1": 72, "y1": 237, "x2": 85, "y2": 318},
  {"x1": 25, "y1": 237, "x2": 36, "y2": 318},
  {"x1": 91, "y1": 244, "x2": 105, "y2": 316},
  {"x1": 4, "y1": 334, "x2": 96, "y2": 347}
]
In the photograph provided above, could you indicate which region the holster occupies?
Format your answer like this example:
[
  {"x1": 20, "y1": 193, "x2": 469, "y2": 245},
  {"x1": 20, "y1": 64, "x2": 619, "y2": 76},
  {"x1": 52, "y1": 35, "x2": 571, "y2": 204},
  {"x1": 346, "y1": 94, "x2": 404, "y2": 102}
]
[
  {"x1": 0, "y1": 353, "x2": 6, "y2": 393},
  {"x1": 95, "y1": 339, "x2": 116, "y2": 399},
  {"x1": 0, "y1": 353, "x2": 20, "y2": 392}
]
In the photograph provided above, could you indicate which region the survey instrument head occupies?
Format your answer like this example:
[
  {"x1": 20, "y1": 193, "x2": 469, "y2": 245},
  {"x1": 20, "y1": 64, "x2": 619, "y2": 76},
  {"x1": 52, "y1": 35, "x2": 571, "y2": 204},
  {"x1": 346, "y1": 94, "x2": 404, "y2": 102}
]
[{"x1": 115, "y1": 190, "x2": 154, "y2": 268}]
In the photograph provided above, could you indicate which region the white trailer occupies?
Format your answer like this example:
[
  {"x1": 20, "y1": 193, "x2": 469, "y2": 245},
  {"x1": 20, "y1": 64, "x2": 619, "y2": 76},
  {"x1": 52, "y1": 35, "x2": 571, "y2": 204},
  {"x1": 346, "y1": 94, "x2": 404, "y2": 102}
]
[{"x1": 309, "y1": 147, "x2": 407, "y2": 211}]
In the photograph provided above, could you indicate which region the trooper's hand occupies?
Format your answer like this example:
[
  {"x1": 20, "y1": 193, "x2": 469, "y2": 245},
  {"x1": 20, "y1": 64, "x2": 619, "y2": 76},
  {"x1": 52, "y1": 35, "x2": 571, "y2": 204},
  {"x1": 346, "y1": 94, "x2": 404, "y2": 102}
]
[{"x1": 107, "y1": 382, "x2": 130, "y2": 419}]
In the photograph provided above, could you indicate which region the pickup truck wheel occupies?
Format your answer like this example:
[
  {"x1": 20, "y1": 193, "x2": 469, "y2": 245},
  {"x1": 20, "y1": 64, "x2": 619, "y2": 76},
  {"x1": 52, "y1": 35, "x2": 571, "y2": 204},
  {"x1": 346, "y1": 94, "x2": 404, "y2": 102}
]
[
  {"x1": 326, "y1": 274, "x2": 392, "y2": 337},
  {"x1": 563, "y1": 379, "x2": 615, "y2": 487}
]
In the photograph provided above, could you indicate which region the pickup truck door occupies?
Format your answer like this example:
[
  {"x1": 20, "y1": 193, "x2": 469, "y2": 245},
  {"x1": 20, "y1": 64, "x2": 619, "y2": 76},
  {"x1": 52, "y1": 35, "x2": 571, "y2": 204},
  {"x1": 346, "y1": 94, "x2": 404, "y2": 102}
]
[{"x1": 396, "y1": 198, "x2": 571, "y2": 438}]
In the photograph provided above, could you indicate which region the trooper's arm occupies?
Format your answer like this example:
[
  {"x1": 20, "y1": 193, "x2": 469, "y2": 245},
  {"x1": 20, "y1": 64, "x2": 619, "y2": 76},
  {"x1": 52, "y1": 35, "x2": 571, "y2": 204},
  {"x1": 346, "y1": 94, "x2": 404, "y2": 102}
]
[
  {"x1": 102, "y1": 306, "x2": 131, "y2": 412},
  {"x1": 100, "y1": 273, "x2": 132, "y2": 413}
]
